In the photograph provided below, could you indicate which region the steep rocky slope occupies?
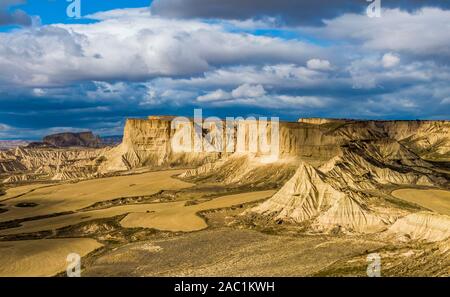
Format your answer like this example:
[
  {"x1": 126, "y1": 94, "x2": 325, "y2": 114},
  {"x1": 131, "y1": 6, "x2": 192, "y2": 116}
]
[
  {"x1": 180, "y1": 155, "x2": 297, "y2": 188},
  {"x1": 384, "y1": 212, "x2": 450, "y2": 242},
  {"x1": 181, "y1": 118, "x2": 447, "y2": 192},
  {"x1": 245, "y1": 119, "x2": 449, "y2": 234},
  {"x1": 303, "y1": 119, "x2": 450, "y2": 161},
  {"x1": 2, "y1": 117, "x2": 449, "y2": 232},
  {"x1": 249, "y1": 137, "x2": 447, "y2": 234},
  {"x1": 319, "y1": 144, "x2": 435, "y2": 191},
  {"x1": 98, "y1": 118, "x2": 223, "y2": 173},
  {"x1": 251, "y1": 161, "x2": 388, "y2": 233}
]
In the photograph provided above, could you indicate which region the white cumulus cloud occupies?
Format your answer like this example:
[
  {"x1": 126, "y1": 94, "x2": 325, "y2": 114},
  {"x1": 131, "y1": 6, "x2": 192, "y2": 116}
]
[
  {"x1": 197, "y1": 89, "x2": 231, "y2": 102},
  {"x1": 306, "y1": 59, "x2": 331, "y2": 70},
  {"x1": 382, "y1": 53, "x2": 400, "y2": 68},
  {"x1": 231, "y1": 84, "x2": 266, "y2": 98}
]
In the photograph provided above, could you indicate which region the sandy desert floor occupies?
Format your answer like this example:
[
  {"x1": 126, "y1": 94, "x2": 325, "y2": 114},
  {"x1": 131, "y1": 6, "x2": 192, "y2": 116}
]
[
  {"x1": 120, "y1": 190, "x2": 276, "y2": 232},
  {"x1": 0, "y1": 169, "x2": 449, "y2": 277},
  {"x1": 82, "y1": 228, "x2": 385, "y2": 277},
  {"x1": 0, "y1": 238, "x2": 102, "y2": 276},
  {"x1": 0, "y1": 170, "x2": 192, "y2": 222},
  {"x1": 0, "y1": 190, "x2": 275, "y2": 235},
  {"x1": 392, "y1": 189, "x2": 450, "y2": 215}
]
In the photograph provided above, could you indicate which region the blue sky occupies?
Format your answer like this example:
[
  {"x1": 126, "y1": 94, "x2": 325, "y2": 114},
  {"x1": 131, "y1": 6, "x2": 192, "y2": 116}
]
[
  {"x1": 1, "y1": 0, "x2": 450, "y2": 139},
  {"x1": 1, "y1": 0, "x2": 152, "y2": 27}
]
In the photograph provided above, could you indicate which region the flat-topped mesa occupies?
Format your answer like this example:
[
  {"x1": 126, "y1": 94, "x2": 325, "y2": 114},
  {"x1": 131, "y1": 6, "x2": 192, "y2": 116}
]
[
  {"x1": 98, "y1": 116, "x2": 450, "y2": 173},
  {"x1": 102, "y1": 116, "x2": 284, "y2": 172},
  {"x1": 43, "y1": 131, "x2": 101, "y2": 148},
  {"x1": 298, "y1": 118, "x2": 351, "y2": 125},
  {"x1": 148, "y1": 115, "x2": 178, "y2": 121}
]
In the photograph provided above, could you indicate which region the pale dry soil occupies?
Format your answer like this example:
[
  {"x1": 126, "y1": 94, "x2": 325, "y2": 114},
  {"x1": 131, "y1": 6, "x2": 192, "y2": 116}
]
[
  {"x1": 0, "y1": 238, "x2": 102, "y2": 277},
  {"x1": 392, "y1": 189, "x2": 450, "y2": 216},
  {"x1": 4, "y1": 170, "x2": 447, "y2": 277},
  {"x1": 0, "y1": 201, "x2": 183, "y2": 235},
  {"x1": 82, "y1": 228, "x2": 385, "y2": 276},
  {"x1": 0, "y1": 190, "x2": 275, "y2": 235},
  {"x1": 0, "y1": 183, "x2": 53, "y2": 201},
  {"x1": 120, "y1": 190, "x2": 275, "y2": 232},
  {"x1": 0, "y1": 170, "x2": 192, "y2": 222},
  {"x1": 0, "y1": 182, "x2": 275, "y2": 277}
]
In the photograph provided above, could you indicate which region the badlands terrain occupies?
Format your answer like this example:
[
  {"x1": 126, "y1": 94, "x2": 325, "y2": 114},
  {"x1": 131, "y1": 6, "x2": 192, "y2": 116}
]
[{"x1": 0, "y1": 116, "x2": 449, "y2": 277}]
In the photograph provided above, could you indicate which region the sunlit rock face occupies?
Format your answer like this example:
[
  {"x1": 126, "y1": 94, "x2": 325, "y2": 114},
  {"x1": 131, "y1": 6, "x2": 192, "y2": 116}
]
[
  {"x1": 299, "y1": 118, "x2": 450, "y2": 161},
  {"x1": 248, "y1": 118, "x2": 450, "y2": 235},
  {"x1": 99, "y1": 116, "x2": 284, "y2": 172},
  {"x1": 100, "y1": 116, "x2": 351, "y2": 173},
  {"x1": 1, "y1": 146, "x2": 107, "y2": 182},
  {"x1": 384, "y1": 212, "x2": 450, "y2": 242},
  {"x1": 99, "y1": 117, "x2": 222, "y2": 172}
]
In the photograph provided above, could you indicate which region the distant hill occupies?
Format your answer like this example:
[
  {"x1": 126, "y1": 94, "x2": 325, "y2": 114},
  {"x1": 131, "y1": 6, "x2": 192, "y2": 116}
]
[{"x1": 43, "y1": 131, "x2": 101, "y2": 148}]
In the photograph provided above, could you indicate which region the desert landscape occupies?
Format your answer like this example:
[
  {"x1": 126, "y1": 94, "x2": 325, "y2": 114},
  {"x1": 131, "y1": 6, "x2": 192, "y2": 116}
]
[{"x1": 0, "y1": 116, "x2": 448, "y2": 277}]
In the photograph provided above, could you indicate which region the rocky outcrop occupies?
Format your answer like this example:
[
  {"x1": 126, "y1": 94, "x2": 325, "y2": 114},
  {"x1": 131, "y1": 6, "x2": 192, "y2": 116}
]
[
  {"x1": 251, "y1": 161, "x2": 387, "y2": 233},
  {"x1": 43, "y1": 131, "x2": 101, "y2": 148},
  {"x1": 98, "y1": 118, "x2": 215, "y2": 172},
  {"x1": 0, "y1": 146, "x2": 107, "y2": 182},
  {"x1": 306, "y1": 119, "x2": 450, "y2": 161},
  {"x1": 0, "y1": 157, "x2": 27, "y2": 174},
  {"x1": 298, "y1": 118, "x2": 350, "y2": 125},
  {"x1": 2, "y1": 174, "x2": 32, "y2": 183},
  {"x1": 100, "y1": 117, "x2": 450, "y2": 173},
  {"x1": 180, "y1": 155, "x2": 296, "y2": 188},
  {"x1": 246, "y1": 119, "x2": 450, "y2": 234},
  {"x1": 252, "y1": 162, "x2": 344, "y2": 222},
  {"x1": 320, "y1": 146, "x2": 434, "y2": 191},
  {"x1": 384, "y1": 212, "x2": 450, "y2": 242}
]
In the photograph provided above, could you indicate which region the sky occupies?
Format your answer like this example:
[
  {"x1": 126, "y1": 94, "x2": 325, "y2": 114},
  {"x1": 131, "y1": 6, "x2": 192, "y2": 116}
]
[{"x1": 0, "y1": 0, "x2": 450, "y2": 139}]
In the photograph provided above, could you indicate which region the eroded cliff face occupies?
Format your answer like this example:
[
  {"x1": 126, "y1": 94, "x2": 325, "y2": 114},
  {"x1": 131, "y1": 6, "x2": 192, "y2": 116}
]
[
  {"x1": 250, "y1": 160, "x2": 394, "y2": 234},
  {"x1": 0, "y1": 146, "x2": 107, "y2": 182},
  {"x1": 300, "y1": 119, "x2": 450, "y2": 161},
  {"x1": 179, "y1": 118, "x2": 449, "y2": 187},
  {"x1": 249, "y1": 142, "x2": 444, "y2": 234},
  {"x1": 246, "y1": 119, "x2": 450, "y2": 234},
  {"x1": 102, "y1": 117, "x2": 345, "y2": 171},
  {"x1": 99, "y1": 118, "x2": 223, "y2": 173},
  {"x1": 384, "y1": 212, "x2": 450, "y2": 242},
  {"x1": 43, "y1": 131, "x2": 101, "y2": 148},
  {"x1": 246, "y1": 118, "x2": 450, "y2": 235}
]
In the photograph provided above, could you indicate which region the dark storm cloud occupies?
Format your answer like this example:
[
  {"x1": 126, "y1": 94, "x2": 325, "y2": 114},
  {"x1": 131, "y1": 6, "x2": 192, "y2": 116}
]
[
  {"x1": 1, "y1": 3, "x2": 450, "y2": 139},
  {"x1": 151, "y1": 0, "x2": 450, "y2": 26},
  {"x1": 0, "y1": 0, "x2": 32, "y2": 26}
]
